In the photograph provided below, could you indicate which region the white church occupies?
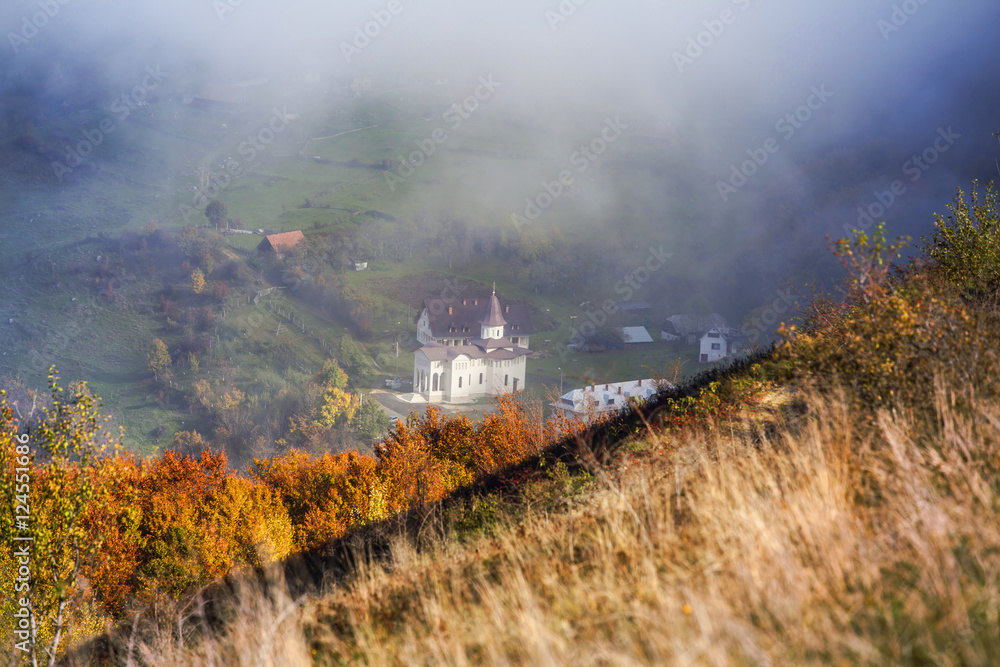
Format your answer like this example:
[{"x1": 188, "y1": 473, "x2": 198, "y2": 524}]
[{"x1": 412, "y1": 288, "x2": 533, "y2": 403}]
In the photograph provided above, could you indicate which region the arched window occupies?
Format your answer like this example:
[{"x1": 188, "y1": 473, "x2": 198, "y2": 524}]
[
  {"x1": 479, "y1": 373, "x2": 483, "y2": 384},
  {"x1": 505, "y1": 374, "x2": 509, "y2": 386},
  {"x1": 459, "y1": 376, "x2": 463, "y2": 388},
  {"x1": 432, "y1": 373, "x2": 439, "y2": 391}
]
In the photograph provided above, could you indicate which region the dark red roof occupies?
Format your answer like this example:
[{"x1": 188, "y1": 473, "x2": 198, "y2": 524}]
[{"x1": 423, "y1": 296, "x2": 534, "y2": 339}]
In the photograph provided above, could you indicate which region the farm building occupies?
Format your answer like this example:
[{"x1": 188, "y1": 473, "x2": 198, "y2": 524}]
[
  {"x1": 660, "y1": 319, "x2": 681, "y2": 342},
  {"x1": 663, "y1": 313, "x2": 730, "y2": 344},
  {"x1": 616, "y1": 300, "x2": 652, "y2": 325},
  {"x1": 256, "y1": 230, "x2": 305, "y2": 254},
  {"x1": 620, "y1": 326, "x2": 654, "y2": 350}
]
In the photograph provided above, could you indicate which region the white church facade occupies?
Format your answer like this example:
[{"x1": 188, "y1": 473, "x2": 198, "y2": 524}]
[{"x1": 412, "y1": 290, "x2": 533, "y2": 403}]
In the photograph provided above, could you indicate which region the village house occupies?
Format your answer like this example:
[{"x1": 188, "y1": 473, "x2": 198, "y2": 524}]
[
  {"x1": 412, "y1": 288, "x2": 533, "y2": 403},
  {"x1": 550, "y1": 379, "x2": 659, "y2": 424},
  {"x1": 699, "y1": 326, "x2": 728, "y2": 363}
]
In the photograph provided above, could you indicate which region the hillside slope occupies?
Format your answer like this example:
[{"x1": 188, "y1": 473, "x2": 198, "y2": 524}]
[
  {"x1": 103, "y1": 359, "x2": 1000, "y2": 666},
  {"x1": 145, "y1": 186, "x2": 1000, "y2": 666},
  {"x1": 8, "y1": 185, "x2": 1000, "y2": 665}
]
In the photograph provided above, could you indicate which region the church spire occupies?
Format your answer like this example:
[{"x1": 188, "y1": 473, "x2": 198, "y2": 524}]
[{"x1": 480, "y1": 285, "x2": 507, "y2": 337}]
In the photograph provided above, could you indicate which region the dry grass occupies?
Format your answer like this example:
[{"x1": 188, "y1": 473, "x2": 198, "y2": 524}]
[
  {"x1": 92, "y1": 569, "x2": 312, "y2": 667},
  {"x1": 125, "y1": 377, "x2": 1000, "y2": 666}
]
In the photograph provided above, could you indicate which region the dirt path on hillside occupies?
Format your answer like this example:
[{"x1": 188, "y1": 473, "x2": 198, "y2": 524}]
[{"x1": 299, "y1": 122, "x2": 386, "y2": 157}]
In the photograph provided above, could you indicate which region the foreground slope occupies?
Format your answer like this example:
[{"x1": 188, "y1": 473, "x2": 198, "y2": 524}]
[{"x1": 8, "y1": 185, "x2": 1000, "y2": 665}]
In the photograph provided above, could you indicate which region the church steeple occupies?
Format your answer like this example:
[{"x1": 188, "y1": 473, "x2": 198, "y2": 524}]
[{"x1": 480, "y1": 286, "x2": 507, "y2": 339}]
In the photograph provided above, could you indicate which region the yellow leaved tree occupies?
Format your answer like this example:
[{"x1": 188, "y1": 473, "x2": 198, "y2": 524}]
[
  {"x1": 0, "y1": 369, "x2": 121, "y2": 665},
  {"x1": 318, "y1": 386, "x2": 359, "y2": 428},
  {"x1": 146, "y1": 338, "x2": 170, "y2": 379},
  {"x1": 190, "y1": 268, "x2": 206, "y2": 294}
]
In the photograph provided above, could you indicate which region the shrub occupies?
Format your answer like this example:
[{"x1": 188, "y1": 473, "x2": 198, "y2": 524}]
[
  {"x1": 781, "y1": 187, "x2": 1000, "y2": 414},
  {"x1": 921, "y1": 181, "x2": 1000, "y2": 298}
]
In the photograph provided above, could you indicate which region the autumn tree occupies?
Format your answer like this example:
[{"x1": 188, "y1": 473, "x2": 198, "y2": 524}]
[
  {"x1": 251, "y1": 449, "x2": 380, "y2": 549},
  {"x1": 0, "y1": 370, "x2": 121, "y2": 664},
  {"x1": 305, "y1": 359, "x2": 358, "y2": 429},
  {"x1": 190, "y1": 268, "x2": 206, "y2": 294},
  {"x1": 214, "y1": 388, "x2": 250, "y2": 444},
  {"x1": 213, "y1": 281, "x2": 230, "y2": 301},
  {"x1": 317, "y1": 359, "x2": 348, "y2": 390},
  {"x1": 177, "y1": 226, "x2": 223, "y2": 268},
  {"x1": 318, "y1": 387, "x2": 358, "y2": 428},
  {"x1": 147, "y1": 338, "x2": 170, "y2": 378},
  {"x1": 170, "y1": 430, "x2": 209, "y2": 456}
]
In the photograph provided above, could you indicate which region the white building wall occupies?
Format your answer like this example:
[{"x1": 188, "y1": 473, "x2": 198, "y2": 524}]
[
  {"x1": 416, "y1": 311, "x2": 432, "y2": 344},
  {"x1": 488, "y1": 357, "x2": 526, "y2": 394},
  {"x1": 414, "y1": 346, "x2": 528, "y2": 402},
  {"x1": 443, "y1": 356, "x2": 473, "y2": 402},
  {"x1": 699, "y1": 331, "x2": 728, "y2": 362},
  {"x1": 482, "y1": 324, "x2": 504, "y2": 339}
]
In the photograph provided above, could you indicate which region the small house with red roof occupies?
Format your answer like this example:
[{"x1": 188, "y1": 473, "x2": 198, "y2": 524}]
[{"x1": 256, "y1": 230, "x2": 305, "y2": 255}]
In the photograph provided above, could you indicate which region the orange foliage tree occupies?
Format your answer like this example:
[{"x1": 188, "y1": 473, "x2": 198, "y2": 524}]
[
  {"x1": 2, "y1": 368, "x2": 572, "y2": 636},
  {"x1": 251, "y1": 449, "x2": 381, "y2": 549}
]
